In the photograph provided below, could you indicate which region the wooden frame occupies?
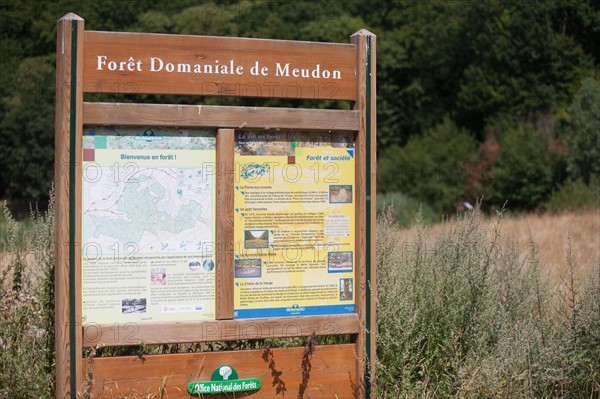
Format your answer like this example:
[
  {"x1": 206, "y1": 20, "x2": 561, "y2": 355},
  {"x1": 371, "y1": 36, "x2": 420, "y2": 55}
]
[{"x1": 55, "y1": 13, "x2": 375, "y2": 398}]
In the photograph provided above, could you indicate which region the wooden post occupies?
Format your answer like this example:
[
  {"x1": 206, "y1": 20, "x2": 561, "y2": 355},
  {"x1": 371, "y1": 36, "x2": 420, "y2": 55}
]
[
  {"x1": 351, "y1": 29, "x2": 377, "y2": 398},
  {"x1": 55, "y1": 13, "x2": 84, "y2": 399},
  {"x1": 216, "y1": 129, "x2": 235, "y2": 319}
]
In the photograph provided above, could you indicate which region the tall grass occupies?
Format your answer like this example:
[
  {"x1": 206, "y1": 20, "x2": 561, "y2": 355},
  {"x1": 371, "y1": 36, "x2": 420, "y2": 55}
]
[
  {"x1": 1, "y1": 195, "x2": 598, "y2": 398},
  {"x1": 376, "y1": 192, "x2": 437, "y2": 227},
  {"x1": 375, "y1": 205, "x2": 600, "y2": 398},
  {"x1": 0, "y1": 192, "x2": 55, "y2": 399}
]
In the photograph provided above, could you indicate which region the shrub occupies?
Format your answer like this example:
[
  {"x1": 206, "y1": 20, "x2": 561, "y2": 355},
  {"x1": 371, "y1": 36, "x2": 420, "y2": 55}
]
[
  {"x1": 484, "y1": 123, "x2": 554, "y2": 211},
  {"x1": 375, "y1": 205, "x2": 599, "y2": 398},
  {"x1": 546, "y1": 178, "x2": 599, "y2": 213},
  {"x1": 376, "y1": 192, "x2": 436, "y2": 227},
  {"x1": 377, "y1": 118, "x2": 478, "y2": 214},
  {"x1": 566, "y1": 78, "x2": 600, "y2": 193},
  {"x1": 0, "y1": 193, "x2": 55, "y2": 398}
]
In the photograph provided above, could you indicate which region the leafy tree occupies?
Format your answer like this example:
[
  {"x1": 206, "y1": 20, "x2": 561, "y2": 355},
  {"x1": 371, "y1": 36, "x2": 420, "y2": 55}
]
[
  {"x1": 0, "y1": 55, "x2": 55, "y2": 204},
  {"x1": 484, "y1": 123, "x2": 555, "y2": 210},
  {"x1": 375, "y1": 1, "x2": 470, "y2": 148},
  {"x1": 456, "y1": 0, "x2": 592, "y2": 133},
  {"x1": 173, "y1": 3, "x2": 239, "y2": 36},
  {"x1": 550, "y1": 0, "x2": 600, "y2": 66},
  {"x1": 131, "y1": 10, "x2": 174, "y2": 33},
  {"x1": 0, "y1": 0, "x2": 599, "y2": 214},
  {"x1": 546, "y1": 177, "x2": 598, "y2": 212},
  {"x1": 299, "y1": 14, "x2": 365, "y2": 43},
  {"x1": 377, "y1": 118, "x2": 478, "y2": 213},
  {"x1": 565, "y1": 78, "x2": 600, "y2": 192},
  {"x1": 0, "y1": 0, "x2": 176, "y2": 205}
]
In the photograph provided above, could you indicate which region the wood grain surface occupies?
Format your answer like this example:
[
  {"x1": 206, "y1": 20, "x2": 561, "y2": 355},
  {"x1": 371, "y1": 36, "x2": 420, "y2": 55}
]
[
  {"x1": 216, "y1": 129, "x2": 235, "y2": 319},
  {"x1": 55, "y1": 13, "x2": 85, "y2": 399},
  {"x1": 83, "y1": 314, "x2": 359, "y2": 347},
  {"x1": 83, "y1": 31, "x2": 357, "y2": 100},
  {"x1": 83, "y1": 102, "x2": 360, "y2": 131},
  {"x1": 83, "y1": 344, "x2": 358, "y2": 398}
]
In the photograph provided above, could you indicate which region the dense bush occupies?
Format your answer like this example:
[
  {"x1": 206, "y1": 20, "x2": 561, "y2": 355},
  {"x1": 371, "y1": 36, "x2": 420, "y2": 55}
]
[
  {"x1": 0, "y1": 196, "x2": 55, "y2": 398},
  {"x1": 546, "y1": 178, "x2": 599, "y2": 213},
  {"x1": 377, "y1": 118, "x2": 478, "y2": 214},
  {"x1": 565, "y1": 78, "x2": 600, "y2": 194},
  {"x1": 375, "y1": 192, "x2": 436, "y2": 227},
  {"x1": 483, "y1": 123, "x2": 555, "y2": 211}
]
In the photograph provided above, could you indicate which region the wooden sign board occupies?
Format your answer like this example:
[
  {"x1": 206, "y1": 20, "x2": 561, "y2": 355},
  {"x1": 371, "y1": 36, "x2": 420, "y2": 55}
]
[
  {"x1": 83, "y1": 31, "x2": 357, "y2": 100},
  {"x1": 55, "y1": 13, "x2": 375, "y2": 399}
]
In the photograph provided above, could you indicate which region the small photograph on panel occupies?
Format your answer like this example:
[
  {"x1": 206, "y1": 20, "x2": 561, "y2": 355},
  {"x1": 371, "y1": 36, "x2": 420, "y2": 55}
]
[
  {"x1": 188, "y1": 260, "x2": 202, "y2": 271},
  {"x1": 244, "y1": 230, "x2": 269, "y2": 249},
  {"x1": 151, "y1": 267, "x2": 167, "y2": 285},
  {"x1": 203, "y1": 258, "x2": 215, "y2": 272},
  {"x1": 121, "y1": 298, "x2": 147, "y2": 314},
  {"x1": 328, "y1": 251, "x2": 353, "y2": 273},
  {"x1": 235, "y1": 258, "x2": 262, "y2": 278},
  {"x1": 339, "y1": 278, "x2": 353, "y2": 301},
  {"x1": 329, "y1": 184, "x2": 353, "y2": 203}
]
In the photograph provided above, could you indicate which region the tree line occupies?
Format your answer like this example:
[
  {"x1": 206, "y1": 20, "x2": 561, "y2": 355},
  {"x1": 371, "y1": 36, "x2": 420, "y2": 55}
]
[{"x1": 1, "y1": 0, "x2": 598, "y2": 215}]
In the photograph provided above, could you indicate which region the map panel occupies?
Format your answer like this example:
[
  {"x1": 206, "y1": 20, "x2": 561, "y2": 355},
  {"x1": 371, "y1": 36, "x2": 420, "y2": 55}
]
[{"x1": 81, "y1": 126, "x2": 217, "y2": 325}]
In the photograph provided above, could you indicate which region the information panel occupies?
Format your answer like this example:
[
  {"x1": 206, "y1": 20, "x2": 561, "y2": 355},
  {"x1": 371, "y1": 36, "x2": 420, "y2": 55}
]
[
  {"x1": 233, "y1": 131, "x2": 356, "y2": 318},
  {"x1": 81, "y1": 126, "x2": 216, "y2": 324}
]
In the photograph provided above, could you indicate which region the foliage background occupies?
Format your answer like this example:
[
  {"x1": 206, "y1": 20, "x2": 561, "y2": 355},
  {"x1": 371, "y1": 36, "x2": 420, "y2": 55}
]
[
  {"x1": 0, "y1": 2, "x2": 598, "y2": 397},
  {"x1": 0, "y1": 0, "x2": 598, "y2": 216}
]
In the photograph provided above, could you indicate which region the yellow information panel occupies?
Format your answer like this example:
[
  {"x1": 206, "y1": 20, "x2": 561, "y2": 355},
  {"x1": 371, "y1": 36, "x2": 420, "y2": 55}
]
[
  {"x1": 233, "y1": 131, "x2": 355, "y2": 318},
  {"x1": 81, "y1": 126, "x2": 216, "y2": 324}
]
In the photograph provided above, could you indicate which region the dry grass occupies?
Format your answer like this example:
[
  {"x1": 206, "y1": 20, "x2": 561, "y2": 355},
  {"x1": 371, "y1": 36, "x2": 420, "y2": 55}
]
[
  {"x1": 376, "y1": 205, "x2": 600, "y2": 398},
  {"x1": 400, "y1": 208, "x2": 600, "y2": 288},
  {"x1": 500, "y1": 209, "x2": 599, "y2": 286}
]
